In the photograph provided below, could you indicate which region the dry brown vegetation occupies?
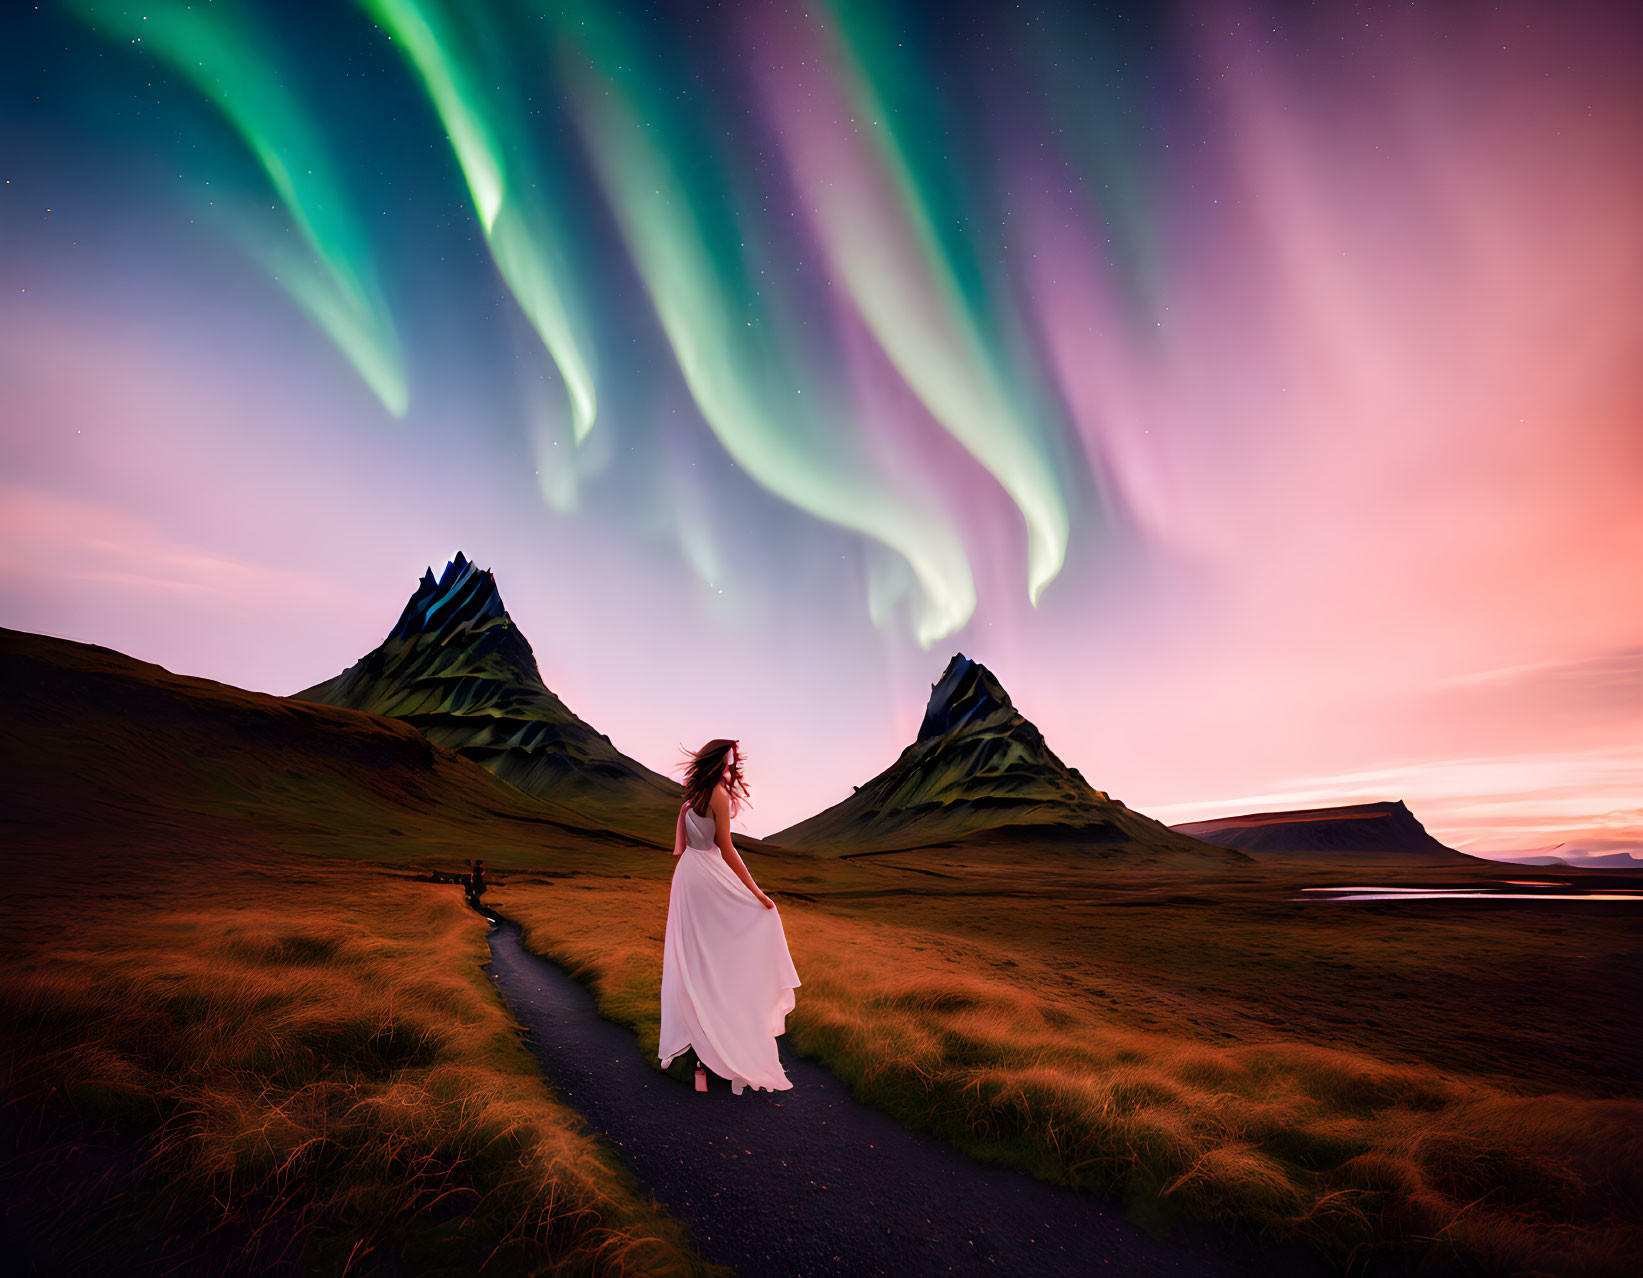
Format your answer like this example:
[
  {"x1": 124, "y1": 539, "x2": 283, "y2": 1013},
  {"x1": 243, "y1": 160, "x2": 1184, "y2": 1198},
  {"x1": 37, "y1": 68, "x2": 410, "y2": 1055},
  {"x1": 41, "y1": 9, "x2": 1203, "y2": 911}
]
[
  {"x1": 492, "y1": 848, "x2": 1643, "y2": 1278},
  {"x1": 1, "y1": 629, "x2": 721, "y2": 1275},
  {"x1": 0, "y1": 851, "x2": 720, "y2": 1276},
  {"x1": 6, "y1": 628, "x2": 1642, "y2": 1275}
]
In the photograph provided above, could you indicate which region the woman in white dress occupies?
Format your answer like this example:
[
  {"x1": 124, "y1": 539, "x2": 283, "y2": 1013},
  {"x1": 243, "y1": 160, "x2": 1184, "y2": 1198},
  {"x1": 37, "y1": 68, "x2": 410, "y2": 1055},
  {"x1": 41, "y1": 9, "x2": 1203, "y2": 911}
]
[{"x1": 659, "y1": 738, "x2": 801, "y2": 1095}]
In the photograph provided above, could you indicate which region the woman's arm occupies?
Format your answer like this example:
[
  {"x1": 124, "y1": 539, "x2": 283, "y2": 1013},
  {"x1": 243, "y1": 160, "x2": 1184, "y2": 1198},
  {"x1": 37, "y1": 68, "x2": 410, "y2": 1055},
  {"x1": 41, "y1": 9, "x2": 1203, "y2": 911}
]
[
  {"x1": 673, "y1": 802, "x2": 687, "y2": 856},
  {"x1": 712, "y1": 785, "x2": 774, "y2": 907}
]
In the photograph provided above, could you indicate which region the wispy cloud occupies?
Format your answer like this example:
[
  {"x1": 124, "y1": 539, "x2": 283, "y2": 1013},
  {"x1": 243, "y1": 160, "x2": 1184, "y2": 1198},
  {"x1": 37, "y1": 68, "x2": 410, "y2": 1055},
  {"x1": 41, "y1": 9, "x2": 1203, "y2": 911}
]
[
  {"x1": 0, "y1": 485, "x2": 353, "y2": 617},
  {"x1": 1429, "y1": 646, "x2": 1643, "y2": 728}
]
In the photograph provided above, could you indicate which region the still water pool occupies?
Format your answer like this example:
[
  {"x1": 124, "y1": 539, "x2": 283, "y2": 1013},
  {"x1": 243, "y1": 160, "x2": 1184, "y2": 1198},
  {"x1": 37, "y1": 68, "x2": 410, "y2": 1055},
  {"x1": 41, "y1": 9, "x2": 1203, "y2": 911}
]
[{"x1": 1299, "y1": 885, "x2": 1643, "y2": 902}]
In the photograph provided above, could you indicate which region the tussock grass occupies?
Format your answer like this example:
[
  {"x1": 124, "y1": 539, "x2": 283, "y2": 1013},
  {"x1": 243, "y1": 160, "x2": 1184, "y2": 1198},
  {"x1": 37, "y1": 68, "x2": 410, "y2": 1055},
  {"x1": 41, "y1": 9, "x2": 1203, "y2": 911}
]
[
  {"x1": 496, "y1": 874, "x2": 1643, "y2": 1276},
  {"x1": 1, "y1": 860, "x2": 719, "y2": 1276},
  {"x1": 2, "y1": 627, "x2": 727, "y2": 1274},
  {"x1": 6, "y1": 629, "x2": 1637, "y2": 1272}
]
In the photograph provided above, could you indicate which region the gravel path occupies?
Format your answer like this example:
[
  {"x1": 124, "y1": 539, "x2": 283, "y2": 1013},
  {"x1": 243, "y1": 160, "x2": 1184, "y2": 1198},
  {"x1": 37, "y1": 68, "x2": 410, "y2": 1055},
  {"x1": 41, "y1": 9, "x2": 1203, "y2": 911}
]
[{"x1": 482, "y1": 914, "x2": 1344, "y2": 1278}]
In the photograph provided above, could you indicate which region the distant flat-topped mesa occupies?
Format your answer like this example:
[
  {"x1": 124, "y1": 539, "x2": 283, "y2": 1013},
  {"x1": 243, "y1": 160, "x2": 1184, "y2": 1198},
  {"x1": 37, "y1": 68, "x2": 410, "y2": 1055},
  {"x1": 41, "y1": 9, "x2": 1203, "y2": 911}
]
[
  {"x1": 1171, "y1": 801, "x2": 1484, "y2": 866},
  {"x1": 295, "y1": 553, "x2": 682, "y2": 832},
  {"x1": 769, "y1": 652, "x2": 1248, "y2": 864}
]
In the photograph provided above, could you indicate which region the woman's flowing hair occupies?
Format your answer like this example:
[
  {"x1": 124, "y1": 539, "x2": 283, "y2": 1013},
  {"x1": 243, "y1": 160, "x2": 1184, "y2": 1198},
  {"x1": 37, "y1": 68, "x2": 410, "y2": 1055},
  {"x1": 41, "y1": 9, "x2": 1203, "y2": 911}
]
[{"x1": 679, "y1": 738, "x2": 749, "y2": 818}]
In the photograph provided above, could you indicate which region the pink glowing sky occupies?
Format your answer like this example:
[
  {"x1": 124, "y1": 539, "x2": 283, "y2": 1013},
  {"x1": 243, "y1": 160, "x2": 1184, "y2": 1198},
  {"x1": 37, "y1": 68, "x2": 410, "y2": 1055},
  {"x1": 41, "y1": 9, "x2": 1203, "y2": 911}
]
[{"x1": 2, "y1": 1, "x2": 1638, "y2": 857}]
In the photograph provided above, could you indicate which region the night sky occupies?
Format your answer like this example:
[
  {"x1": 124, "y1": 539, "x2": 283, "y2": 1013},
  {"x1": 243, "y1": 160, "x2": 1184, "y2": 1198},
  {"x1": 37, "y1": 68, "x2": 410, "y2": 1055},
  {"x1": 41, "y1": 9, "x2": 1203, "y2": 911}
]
[{"x1": 3, "y1": 1, "x2": 1639, "y2": 854}]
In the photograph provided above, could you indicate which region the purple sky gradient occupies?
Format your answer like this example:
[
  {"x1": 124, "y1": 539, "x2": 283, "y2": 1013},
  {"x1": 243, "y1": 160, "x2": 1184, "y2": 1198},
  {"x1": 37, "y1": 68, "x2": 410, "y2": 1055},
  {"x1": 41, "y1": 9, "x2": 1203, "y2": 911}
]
[{"x1": 3, "y1": 1, "x2": 1638, "y2": 855}]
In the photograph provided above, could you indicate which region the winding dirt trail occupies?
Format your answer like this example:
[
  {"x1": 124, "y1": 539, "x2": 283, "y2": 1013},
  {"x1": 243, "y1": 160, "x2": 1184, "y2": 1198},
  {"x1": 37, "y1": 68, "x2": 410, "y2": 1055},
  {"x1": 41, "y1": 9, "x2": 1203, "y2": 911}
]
[{"x1": 481, "y1": 914, "x2": 1345, "y2": 1278}]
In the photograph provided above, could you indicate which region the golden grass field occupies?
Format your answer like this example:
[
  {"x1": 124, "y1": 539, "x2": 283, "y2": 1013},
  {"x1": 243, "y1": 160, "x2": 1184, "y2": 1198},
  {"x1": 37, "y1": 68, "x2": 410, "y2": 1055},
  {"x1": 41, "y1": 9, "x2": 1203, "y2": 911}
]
[
  {"x1": 6, "y1": 628, "x2": 1642, "y2": 1276},
  {"x1": 492, "y1": 844, "x2": 1643, "y2": 1278},
  {"x1": 1, "y1": 629, "x2": 724, "y2": 1275},
  {"x1": 1, "y1": 848, "x2": 724, "y2": 1277}
]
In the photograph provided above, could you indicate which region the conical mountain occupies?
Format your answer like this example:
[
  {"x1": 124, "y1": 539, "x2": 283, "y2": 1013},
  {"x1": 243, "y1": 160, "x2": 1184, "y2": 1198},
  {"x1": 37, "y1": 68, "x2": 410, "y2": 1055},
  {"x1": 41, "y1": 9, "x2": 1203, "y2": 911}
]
[
  {"x1": 1171, "y1": 801, "x2": 1486, "y2": 866},
  {"x1": 770, "y1": 653, "x2": 1250, "y2": 864},
  {"x1": 295, "y1": 553, "x2": 682, "y2": 833}
]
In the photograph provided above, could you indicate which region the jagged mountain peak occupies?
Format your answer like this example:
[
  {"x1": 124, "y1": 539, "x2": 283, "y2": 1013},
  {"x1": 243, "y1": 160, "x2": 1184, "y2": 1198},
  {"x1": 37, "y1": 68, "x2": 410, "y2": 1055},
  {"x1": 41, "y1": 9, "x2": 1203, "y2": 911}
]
[
  {"x1": 770, "y1": 650, "x2": 1251, "y2": 864},
  {"x1": 295, "y1": 554, "x2": 682, "y2": 832},
  {"x1": 387, "y1": 552, "x2": 511, "y2": 646},
  {"x1": 917, "y1": 652, "x2": 1014, "y2": 742}
]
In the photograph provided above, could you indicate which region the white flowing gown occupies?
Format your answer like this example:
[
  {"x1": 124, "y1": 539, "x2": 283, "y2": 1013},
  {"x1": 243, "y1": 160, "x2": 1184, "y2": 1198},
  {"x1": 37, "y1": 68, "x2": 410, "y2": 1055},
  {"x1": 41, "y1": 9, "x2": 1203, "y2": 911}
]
[{"x1": 659, "y1": 802, "x2": 801, "y2": 1092}]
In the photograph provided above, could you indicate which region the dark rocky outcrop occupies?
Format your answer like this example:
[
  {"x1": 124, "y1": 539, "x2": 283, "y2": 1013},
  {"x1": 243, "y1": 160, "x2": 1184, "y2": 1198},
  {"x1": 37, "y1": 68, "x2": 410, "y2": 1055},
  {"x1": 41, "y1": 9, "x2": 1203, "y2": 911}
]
[{"x1": 1171, "y1": 801, "x2": 1485, "y2": 866}]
